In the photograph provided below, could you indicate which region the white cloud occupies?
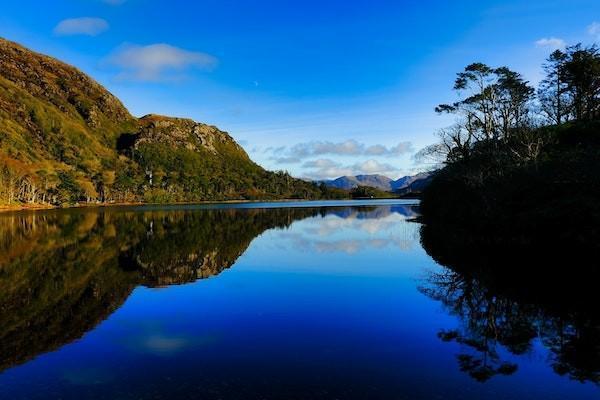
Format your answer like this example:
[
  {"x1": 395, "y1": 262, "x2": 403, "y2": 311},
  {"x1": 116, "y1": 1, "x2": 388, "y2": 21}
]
[
  {"x1": 283, "y1": 213, "x2": 416, "y2": 254},
  {"x1": 270, "y1": 139, "x2": 413, "y2": 164},
  {"x1": 314, "y1": 239, "x2": 363, "y2": 254},
  {"x1": 54, "y1": 17, "x2": 109, "y2": 36},
  {"x1": 272, "y1": 156, "x2": 302, "y2": 164},
  {"x1": 301, "y1": 158, "x2": 402, "y2": 180},
  {"x1": 302, "y1": 159, "x2": 339, "y2": 168},
  {"x1": 535, "y1": 37, "x2": 566, "y2": 49},
  {"x1": 304, "y1": 159, "x2": 354, "y2": 179},
  {"x1": 142, "y1": 335, "x2": 189, "y2": 354},
  {"x1": 356, "y1": 159, "x2": 397, "y2": 174},
  {"x1": 108, "y1": 43, "x2": 218, "y2": 81},
  {"x1": 363, "y1": 144, "x2": 387, "y2": 155},
  {"x1": 588, "y1": 22, "x2": 600, "y2": 40},
  {"x1": 365, "y1": 142, "x2": 413, "y2": 156},
  {"x1": 292, "y1": 139, "x2": 363, "y2": 158}
]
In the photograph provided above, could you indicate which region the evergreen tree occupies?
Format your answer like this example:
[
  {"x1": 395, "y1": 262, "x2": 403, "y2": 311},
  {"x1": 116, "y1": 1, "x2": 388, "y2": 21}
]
[{"x1": 538, "y1": 49, "x2": 569, "y2": 125}]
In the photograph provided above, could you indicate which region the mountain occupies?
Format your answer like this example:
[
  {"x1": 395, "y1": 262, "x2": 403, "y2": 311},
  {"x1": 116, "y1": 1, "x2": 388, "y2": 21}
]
[
  {"x1": 320, "y1": 172, "x2": 432, "y2": 192},
  {"x1": 395, "y1": 172, "x2": 433, "y2": 195},
  {"x1": 392, "y1": 171, "x2": 433, "y2": 195},
  {"x1": 0, "y1": 37, "x2": 334, "y2": 206},
  {"x1": 391, "y1": 172, "x2": 431, "y2": 191},
  {"x1": 322, "y1": 174, "x2": 393, "y2": 191}
]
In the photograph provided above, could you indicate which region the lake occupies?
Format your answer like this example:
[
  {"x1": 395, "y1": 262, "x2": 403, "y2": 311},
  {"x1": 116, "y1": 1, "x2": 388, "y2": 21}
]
[{"x1": 0, "y1": 200, "x2": 597, "y2": 399}]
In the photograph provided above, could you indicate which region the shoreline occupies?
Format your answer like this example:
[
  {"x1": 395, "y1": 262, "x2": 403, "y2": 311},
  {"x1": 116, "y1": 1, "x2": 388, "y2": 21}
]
[{"x1": 0, "y1": 197, "x2": 415, "y2": 214}]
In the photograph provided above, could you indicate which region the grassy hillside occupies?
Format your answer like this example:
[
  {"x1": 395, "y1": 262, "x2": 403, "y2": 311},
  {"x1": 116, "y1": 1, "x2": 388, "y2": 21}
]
[{"x1": 0, "y1": 38, "x2": 342, "y2": 206}]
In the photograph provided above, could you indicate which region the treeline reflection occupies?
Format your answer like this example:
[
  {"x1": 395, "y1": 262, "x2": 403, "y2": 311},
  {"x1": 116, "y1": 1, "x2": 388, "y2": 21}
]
[
  {"x1": 420, "y1": 223, "x2": 600, "y2": 385},
  {"x1": 0, "y1": 204, "x2": 414, "y2": 373}
]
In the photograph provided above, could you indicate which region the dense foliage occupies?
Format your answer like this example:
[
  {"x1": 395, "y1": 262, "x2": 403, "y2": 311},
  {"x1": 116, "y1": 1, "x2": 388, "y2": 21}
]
[
  {"x1": 349, "y1": 185, "x2": 397, "y2": 199},
  {"x1": 420, "y1": 43, "x2": 600, "y2": 239}
]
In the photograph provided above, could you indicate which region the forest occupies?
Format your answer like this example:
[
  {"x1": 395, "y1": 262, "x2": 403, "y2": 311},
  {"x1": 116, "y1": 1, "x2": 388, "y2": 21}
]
[{"x1": 420, "y1": 43, "x2": 600, "y2": 242}]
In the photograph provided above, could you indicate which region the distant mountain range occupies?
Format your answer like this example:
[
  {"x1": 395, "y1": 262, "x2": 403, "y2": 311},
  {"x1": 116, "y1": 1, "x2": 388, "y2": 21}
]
[{"x1": 319, "y1": 172, "x2": 433, "y2": 193}]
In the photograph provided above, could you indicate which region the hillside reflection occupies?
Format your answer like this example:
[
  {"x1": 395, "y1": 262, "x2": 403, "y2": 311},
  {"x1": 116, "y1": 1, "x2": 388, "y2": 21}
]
[
  {"x1": 0, "y1": 204, "x2": 414, "y2": 373},
  {"x1": 420, "y1": 223, "x2": 600, "y2": 384}
]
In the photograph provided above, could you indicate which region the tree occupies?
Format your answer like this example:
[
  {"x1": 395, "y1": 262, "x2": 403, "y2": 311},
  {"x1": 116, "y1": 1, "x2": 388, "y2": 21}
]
[
  {"x1": 350, "y1": 186, "x2": 380, "y2": 199},
  {"x1": 433, "y1": 64, "x2": 535, "y2": 164},
  {"x1": 437, "y1": 64, "x2": 534, "y2": 143},
  {"x1": 57, "y1": 171, "x2": 83, "y2": 204},
  {"x1": 0, "y1": 157, "x2": 29, "y2": 204},
  {"x1": 562, "y1": 44, "x2": 600, "y2": 120},
  {"x1": 99, "y1": 170, "x2": 116, "y2": 202},
  {"x1": 415, "y1": 124, "x2": 475, "y2": 165},
  {"x1": 538, "y1": 49, "x2": 570, "y2": 125},
  {"x1": 494, "y1": 67, "x2": 535, "y2": 139},
  {"x1": 437, "y1": 63, "x2": 498, "y2": 141},
  {"x1": 77, "y1": 178, "x2": 98, "y2": 203}
]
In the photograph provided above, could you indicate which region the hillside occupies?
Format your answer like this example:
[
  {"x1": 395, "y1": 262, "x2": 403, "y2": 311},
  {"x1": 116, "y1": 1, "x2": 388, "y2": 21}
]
[{"x1": 0, "y1": 38, "x2": 335, "y2": 206}]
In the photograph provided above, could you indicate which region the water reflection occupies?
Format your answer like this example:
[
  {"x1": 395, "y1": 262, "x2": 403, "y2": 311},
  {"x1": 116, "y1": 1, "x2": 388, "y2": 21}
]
[
  {"x1": 0, "y1": 204, "x2": 414, "y2": 374},
  {"x1": 420, "y1": 223, "x2": 600, "y2": 385},
  {"x1": 1, "y1": 203, "x2": 598, "y2": 399}
]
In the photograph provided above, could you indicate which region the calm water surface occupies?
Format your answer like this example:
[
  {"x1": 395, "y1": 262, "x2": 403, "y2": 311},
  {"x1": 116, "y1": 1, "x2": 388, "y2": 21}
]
[{"x1": 0, "y1": 201, "x2": 597, "y2": 399}]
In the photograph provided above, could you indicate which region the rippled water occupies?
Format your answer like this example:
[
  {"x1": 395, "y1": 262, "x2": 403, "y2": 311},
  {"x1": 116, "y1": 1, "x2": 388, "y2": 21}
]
[{"x1": 0, "y1": 201, "x2": 597, "y2": 399}]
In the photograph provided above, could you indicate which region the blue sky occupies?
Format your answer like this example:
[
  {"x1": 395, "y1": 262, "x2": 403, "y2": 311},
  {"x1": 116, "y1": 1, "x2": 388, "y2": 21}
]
[{"x1": 1, "y1": 0, "x2": 599, "y2": 179}]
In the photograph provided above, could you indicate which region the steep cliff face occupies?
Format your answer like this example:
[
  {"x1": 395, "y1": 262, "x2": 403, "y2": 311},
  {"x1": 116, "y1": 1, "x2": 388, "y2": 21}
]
[{"x1": 0, "y1": 38, "x2": 327, "y2": 205}]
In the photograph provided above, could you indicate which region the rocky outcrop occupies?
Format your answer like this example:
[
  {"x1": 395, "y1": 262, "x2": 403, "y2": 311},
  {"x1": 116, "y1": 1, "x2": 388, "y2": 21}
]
[
  {"x1": 135, "y1": 114, "x2": 248, "y2": 157},
  {"x1": 134, "y1": 248, "x2": 244, "y2": 286}
]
